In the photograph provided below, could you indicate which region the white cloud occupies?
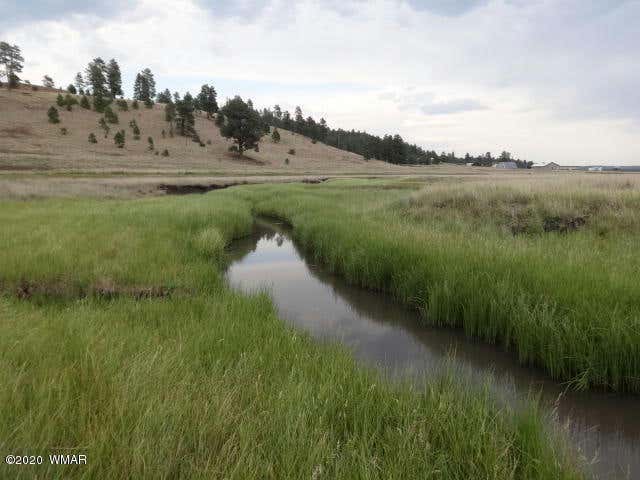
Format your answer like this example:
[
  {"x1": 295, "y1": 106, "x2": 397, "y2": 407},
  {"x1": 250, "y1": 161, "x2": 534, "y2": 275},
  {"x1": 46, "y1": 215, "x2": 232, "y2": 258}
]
[{"x1": 4, "y1": 0, "x2": 640, "y2": 164}]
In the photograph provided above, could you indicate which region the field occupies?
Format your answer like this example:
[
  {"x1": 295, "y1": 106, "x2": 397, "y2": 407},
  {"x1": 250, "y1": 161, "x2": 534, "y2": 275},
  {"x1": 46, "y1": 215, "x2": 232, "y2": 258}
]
[
  {"x1": 235, "y1": 174, "x2": 640, "y2": 392},
  {"x1": 0, "y1": 186, "x2": 583, "y2": 479},
  {"x1": 3, "y1": 86, "x2": 637, "y2": 478}
]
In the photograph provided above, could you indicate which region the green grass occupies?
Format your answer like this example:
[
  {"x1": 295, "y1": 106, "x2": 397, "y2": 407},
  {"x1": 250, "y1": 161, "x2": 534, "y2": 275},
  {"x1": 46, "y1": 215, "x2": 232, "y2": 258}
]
[
  {"x1": 233, "y1": 176, "x2": 640, "y2": 392},
  {"x1": 0, "y1": 190, "x2": 582, "y2": 478}
]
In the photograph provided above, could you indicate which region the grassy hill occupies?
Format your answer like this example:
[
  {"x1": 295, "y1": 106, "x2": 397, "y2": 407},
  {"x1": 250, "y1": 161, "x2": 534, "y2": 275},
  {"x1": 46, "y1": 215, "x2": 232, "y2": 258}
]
[{"x1": 0, "y1": 86, "x2": 401, "y2": 174}]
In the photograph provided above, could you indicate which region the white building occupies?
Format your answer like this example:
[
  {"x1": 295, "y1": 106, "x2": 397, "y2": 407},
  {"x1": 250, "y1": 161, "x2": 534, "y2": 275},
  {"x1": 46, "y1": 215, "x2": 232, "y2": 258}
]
[{"x1": 493, "y1": 161, "x2": 518, "y2": 169}]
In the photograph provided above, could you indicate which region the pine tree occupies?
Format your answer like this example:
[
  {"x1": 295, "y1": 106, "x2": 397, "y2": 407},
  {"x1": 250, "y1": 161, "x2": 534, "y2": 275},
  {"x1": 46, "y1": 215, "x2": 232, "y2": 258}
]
[
  {"x1": 294, "y1": 106, "x2": 304, "y2": 133},
  {"x1": 42, "y1": 75, "x2": 54, "y2": 88},
  {"x1": 47, "y1": 106, "x2": 60, "y2": 124},
  {"x1": 56, "y1": 94, "x2": 65, "y2": 106},
  {"x1": 175, "y1": 93, "x2": 195, "y2": 136},
  {"x1": 134, "y1": 68, "x2": 156, "y2": 107},
  {"x1": 217, "y1": 96, "x2": 265, "y2": 156},
  {"x1": 0, "y1": 42, "x2": 24, "y2": 89},
  {"x1": 74, "y1": 72, "x2": 85, "y2": 93},
  {"x1": 106, "y1": 58, "x2": 123, "y2": 97},
  {"x1": 85, "y1": 58, "x2": 107, "y2": 96},
  {"x1": 197, "y1": 84, "x2": 218, "y2": 118},
  {"x1": 114, "y1": 130, "x2": 125, "y2": 148},
  {"x1": 80, "y1": 95, "x2": 91, "y2": 109},
  {"x1": 271, "y1": 128, "x2": 281, "y2": 143},
  {"x1": 104, "y1": 106, "x2": 118, "y2": 124},
  {"x1": 67, "y1": 84, "x2": 77, "y2": 94},
  {"x1": 88, "y1": 133, "x2": 97, "y2": 143}
]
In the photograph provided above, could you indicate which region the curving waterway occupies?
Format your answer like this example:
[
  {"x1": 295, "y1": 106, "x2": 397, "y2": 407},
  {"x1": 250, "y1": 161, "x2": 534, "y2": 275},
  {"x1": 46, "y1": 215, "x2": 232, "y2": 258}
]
[{"x1": 225, "y1": 219, "x2": 639, "y2": 479}]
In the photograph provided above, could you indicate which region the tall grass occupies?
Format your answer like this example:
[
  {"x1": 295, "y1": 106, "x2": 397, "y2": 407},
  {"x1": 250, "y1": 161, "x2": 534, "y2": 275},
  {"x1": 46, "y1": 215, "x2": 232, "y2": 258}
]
[
  {"x1": 0, "y1": 190, "x2": 582, "y2": 478},
  {"x1": 236, "y1": 176, "x2": 640, "y2": 392}
]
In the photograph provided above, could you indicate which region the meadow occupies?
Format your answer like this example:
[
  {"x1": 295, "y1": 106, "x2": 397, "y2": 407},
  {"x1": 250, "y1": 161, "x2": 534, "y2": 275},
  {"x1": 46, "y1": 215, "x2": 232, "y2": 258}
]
[
  {"x1": 0, "y1": 187, "x2": 583, "y2": 479},
  {"x1": 235, "y1": 174, "x2": 640, "y2": 392}
]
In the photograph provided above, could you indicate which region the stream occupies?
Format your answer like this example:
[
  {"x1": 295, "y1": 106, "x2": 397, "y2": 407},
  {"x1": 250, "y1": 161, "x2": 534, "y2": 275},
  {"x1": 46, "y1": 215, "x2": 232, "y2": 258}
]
[{"x1": 225, "y1": 219, "x2": 639, "y2": 479}]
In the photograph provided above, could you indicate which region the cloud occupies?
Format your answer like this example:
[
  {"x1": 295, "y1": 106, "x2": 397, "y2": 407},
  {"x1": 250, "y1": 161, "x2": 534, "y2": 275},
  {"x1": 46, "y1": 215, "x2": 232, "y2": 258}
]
[{"x1": 2, "y1": 0, "x2": 640, "y2": 165}]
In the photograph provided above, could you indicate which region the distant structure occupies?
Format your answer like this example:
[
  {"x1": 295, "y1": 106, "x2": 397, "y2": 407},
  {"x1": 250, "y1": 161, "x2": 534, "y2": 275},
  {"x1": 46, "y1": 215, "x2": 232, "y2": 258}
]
[
  {"x1": 493, "y1": 161, "x2": 517, "y2": 169},
  {"x1": 532, "y1": 162, "x2": 560, "y2": 170},
  {"x1": 588, "y1": 166, "x2": 604, "y2": 172}
]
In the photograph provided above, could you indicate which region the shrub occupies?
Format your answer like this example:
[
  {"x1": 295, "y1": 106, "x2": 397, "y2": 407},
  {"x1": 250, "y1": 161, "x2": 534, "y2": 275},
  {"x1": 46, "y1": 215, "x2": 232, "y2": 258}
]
[
  {"x1": 161, "y1": 149, "x2": 169, "y2": 157},
  {"x1": 92, "y1": 95, "x2": 110, "y2": 113},
  {"x1": 116, "y1": 99, "x2": 129, "y2": 111},
  {"x1": 161, "y1": 129, "x2": 166, "y2": 139},
  {"x1": 88, "y1": 133, "x2": 97, "y2": 144},
  {"x1": 288, "y1": 148, "x2": 296, "y2": 155},
  {"x1": 56, "y1": 94, "x2": 65, "y2": 107},
  {"x1": 228, "y1": 146, "x2": 239, "y2": 153},
  {"x1": 271, "y1": 128, "x2": 281, "y2": 143},
  {"x1": 155, "y1": 150, "x2": 159, "y2": 156},
  {"x1": 31, "y1": 85, "x2": 39, "y2": 91},
  {"x1": 114, "y1": 130, "x2": 125, "y2": 148},
  {"x1": 199, "y1": 142, "x2": 205, "y2": 147},
  {"x1": 80, "y1": 96, "x2": 90, "y2": 109},
  {"x1": 104, "y1": 106, "x2": 118, "y2": 124},
  {"x1": 147, "y1": 136, "x2": 154, "y2": 151},
  {"x1": 47, "y1": 106, "x2": 60, "y2": 124},
  {"x1": 59, "y1": 127, "x2": 68, "y2": 135},
  {"x1": 285, "y1": 158, "x2": 290, "y2": 165},
  {"x1": 311, "y1": 139, "x2": 317, "y2": 144},
  {"x1": 206, "y1": 139, "x2": 212, "y2": 145},
  {"x1": 131, "y1": 99, "x2": 139, "y2": 110}
]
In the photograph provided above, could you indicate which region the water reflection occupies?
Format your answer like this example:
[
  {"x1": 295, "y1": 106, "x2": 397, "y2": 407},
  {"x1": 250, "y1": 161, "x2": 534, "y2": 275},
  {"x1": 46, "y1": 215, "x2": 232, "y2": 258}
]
[{"x1": 225, "y1": 220, "x2": 638, "y2": 479}]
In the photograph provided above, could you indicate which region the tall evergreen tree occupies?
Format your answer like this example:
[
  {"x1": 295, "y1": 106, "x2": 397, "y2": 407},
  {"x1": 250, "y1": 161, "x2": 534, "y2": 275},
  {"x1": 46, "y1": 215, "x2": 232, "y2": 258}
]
[
  {"x1": 133, "y1": 68, "x2": 156, "y2": 106},
  {"x1": 74, "y1": 72, "x2": 85, "y2": 93},
  {"x1": 217, "y1": 96, "x2": 265, "y2": 156},
  {"x1": 197, "y1": 84, "x2": 218, "y2": 118},
  {"x1": 42, "y1": 75, "x2": 54, "y2": 88},
  {"x1": 174, "y1": 92, "x2": 195, "y2": 136},
  {"x1": 106, "y1": 59, "x2": 123, "y2": 97},
  {"x1": 85, "y1": 58, "x2": 107, "y2": 96},
  {"x1": 294, "y1": 106, "x2": 304, "y2": 133},
  {"x1": 0, "y1": 42, "x2": 24, "y2": 88}
]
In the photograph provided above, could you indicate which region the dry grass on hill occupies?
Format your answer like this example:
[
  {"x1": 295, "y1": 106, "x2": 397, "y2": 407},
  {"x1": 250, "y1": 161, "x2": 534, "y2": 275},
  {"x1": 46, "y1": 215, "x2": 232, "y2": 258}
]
[{"x1": 0, "y1": 87, "x2": 402, "y2": 174}]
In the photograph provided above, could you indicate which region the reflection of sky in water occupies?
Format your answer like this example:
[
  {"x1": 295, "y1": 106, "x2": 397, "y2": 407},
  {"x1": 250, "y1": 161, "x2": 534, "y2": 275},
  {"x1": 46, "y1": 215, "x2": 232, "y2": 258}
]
[{"x1": 226, "y1": 224, "x2": 640, "y2": 480}]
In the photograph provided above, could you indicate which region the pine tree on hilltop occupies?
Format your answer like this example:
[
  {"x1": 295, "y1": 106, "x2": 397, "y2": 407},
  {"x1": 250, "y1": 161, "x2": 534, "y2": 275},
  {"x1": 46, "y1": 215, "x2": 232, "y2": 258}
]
[
  {"x1": 134, "y1": 68, "x2": 156, "y2": 107},
  {"x1": 74, "y1": 72, "x2": 85, "y2": 94},
  {"x1": 0, "y1": 42, "x2": 24, "y2": 88},
  {"x1": 85, "y1": 58, "x2": 109, "y2": 111},
  {"x1": 175, "y1": 92, "x2": 195, "y2": 136},
  {"x1": 271, "y1": 128, "x2": 281, "y2": 143},
  {"x1": 106, "y1": 58, "x2": 123, "y2": 97},
  {"x1": 42, "y1": 75, "x2": 54, "y2": 88},
  {"x1": 197, "y1": 84, "x2": 218, "y2": 119}
]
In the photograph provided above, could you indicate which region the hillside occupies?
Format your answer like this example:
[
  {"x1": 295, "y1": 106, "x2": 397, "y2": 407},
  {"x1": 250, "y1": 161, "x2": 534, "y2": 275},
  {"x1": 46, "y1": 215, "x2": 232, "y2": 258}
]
[{"x1": 0, "y1": 87, "x2": 403, "y2": 174}]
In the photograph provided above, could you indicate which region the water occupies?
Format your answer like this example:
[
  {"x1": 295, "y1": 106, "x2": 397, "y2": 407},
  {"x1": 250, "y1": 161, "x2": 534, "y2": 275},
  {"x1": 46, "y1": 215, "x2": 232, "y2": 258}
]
[{"x1": 225, "y1": 219, "x2": 639, "y2": 479}]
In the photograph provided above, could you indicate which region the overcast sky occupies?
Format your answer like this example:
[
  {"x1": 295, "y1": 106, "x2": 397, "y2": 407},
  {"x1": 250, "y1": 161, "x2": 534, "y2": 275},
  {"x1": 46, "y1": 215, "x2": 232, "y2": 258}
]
[{"x1": 3, "y1": 0, "x2": 639, "y2": 165}]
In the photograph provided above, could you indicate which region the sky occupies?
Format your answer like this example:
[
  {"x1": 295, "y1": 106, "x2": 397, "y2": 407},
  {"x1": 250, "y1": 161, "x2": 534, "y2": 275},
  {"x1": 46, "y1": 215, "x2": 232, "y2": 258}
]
[{"x1": 2, "y1": 0, "x2": 639, "y2": 165}]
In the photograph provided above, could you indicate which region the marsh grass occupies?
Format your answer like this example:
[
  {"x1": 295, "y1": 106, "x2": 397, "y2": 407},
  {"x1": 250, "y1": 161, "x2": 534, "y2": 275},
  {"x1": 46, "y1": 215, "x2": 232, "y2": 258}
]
[
  {"x1": 0, "y1": 188, "x2": 583, "y2": 478},
  {"x1": 238, "y1": 176, "x2": 640, "y2": 392}
]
